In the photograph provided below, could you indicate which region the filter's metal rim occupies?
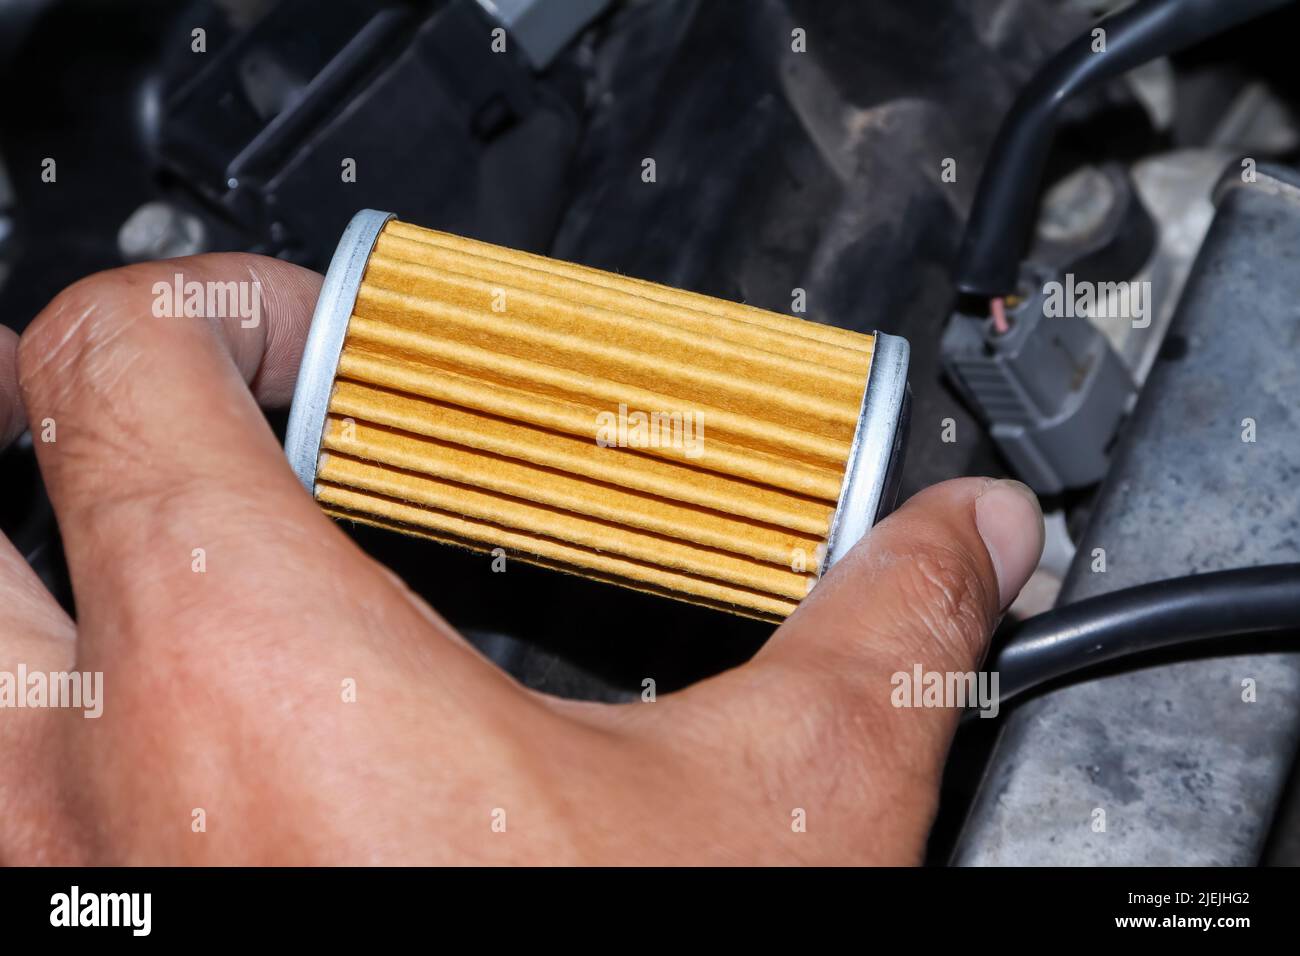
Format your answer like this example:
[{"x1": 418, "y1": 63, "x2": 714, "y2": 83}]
[
  {"x1": 823, "y1": 332, "x2": 911, "y2": 571},
  {"x1": 284, "y1": 209, "x2": 395, "y2": 491}
]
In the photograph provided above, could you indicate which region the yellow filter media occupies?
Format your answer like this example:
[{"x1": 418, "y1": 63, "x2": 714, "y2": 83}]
[{"x1": 285, "y1": 211, "x2": 909, "y2": 622}]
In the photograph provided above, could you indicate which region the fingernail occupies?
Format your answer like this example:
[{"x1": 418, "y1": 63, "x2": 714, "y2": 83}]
[{"x1": 975, "y1": 479, "x2": 1045, "y2": 609}]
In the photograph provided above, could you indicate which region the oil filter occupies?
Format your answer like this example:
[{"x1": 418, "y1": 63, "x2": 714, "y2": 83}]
[{"x1": 285, "y1": 210, "x2": 909, "y2": 621}]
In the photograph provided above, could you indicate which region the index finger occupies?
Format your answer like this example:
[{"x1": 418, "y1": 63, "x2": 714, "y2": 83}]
[{"x1": 14, "y1": 255, "x2": 371, "y2": 650}]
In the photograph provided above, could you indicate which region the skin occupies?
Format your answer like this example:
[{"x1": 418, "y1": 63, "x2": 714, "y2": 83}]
[{"x1": 0, "y1": 255, "x2": 1043, "y2": 865}]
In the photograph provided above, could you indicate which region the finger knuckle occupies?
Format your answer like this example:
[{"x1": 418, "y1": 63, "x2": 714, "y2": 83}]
[
  {"x1": 896, "y1": 541, "x2": 994, "y2": 665},
  {"x1": 17, "y1": 269, "x2": 143, "y2": 403}
]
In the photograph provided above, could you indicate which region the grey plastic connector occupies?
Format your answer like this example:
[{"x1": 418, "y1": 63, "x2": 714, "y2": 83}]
[{"x1": 942, "y1": 275, "x2": 1135, "y2": 495}]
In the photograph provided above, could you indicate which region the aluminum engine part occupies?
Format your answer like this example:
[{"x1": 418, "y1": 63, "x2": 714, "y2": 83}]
[{"x1": 953, "y1": 163, "x2": 1300, "y2": 866}]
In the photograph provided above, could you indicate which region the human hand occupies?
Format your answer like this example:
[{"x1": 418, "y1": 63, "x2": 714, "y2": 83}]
[{"x1": 0, "y1": 254, "x2": 1042, "y2": 864}]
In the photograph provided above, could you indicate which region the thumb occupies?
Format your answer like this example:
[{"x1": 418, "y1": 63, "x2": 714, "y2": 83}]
[
  {"x1": 762, "y1": 477, "x2": 1043, "y2": 717},
  {"x1": 785, "y1": 476, "x2": 1045, "y2": 676},
  {"x1": 676, "y1": 478, "x2": 1043, "y2": 855}
]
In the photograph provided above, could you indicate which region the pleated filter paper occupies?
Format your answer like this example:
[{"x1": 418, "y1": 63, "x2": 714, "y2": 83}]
[{"x1": 285, "y1": 211, "x2": 910, "y2": 622}]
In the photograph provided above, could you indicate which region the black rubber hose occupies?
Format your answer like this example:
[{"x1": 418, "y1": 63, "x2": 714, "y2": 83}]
[
  {"x1": 992, "y1": 564, "x2": 1300, "y2": 704},
  {"x1": 953, "y1": 0, "x2": 1296, "y2": 298}
]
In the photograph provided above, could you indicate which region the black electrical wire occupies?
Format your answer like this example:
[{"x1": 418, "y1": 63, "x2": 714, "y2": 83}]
[
  {"x1": 954, "y1": 0, "x2": 1296, "y2": 298},
  {"x1": 991, "y1": 564, "x2": 1300, "y2": 704}
]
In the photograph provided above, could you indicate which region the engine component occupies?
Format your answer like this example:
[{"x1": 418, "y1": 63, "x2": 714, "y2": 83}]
[
  {"x1": 474, "y1": 0, "x2": 612, "y2": 70},
  {"x1": 992, "y1": 564, "x2": 1300, "y2": 705},
  {"x1": 158, "y1": 0, "x2": 583, "y2": 265},
  {"x1": 285, "y1": 210, "x2": 910, "y2": 621},
  {"x1": 954, "y1": 0, "x2": 1296, "y2": 298},
  {"x1": 1032, "y1": 164, "x2": 1157, "y2": 294},
  {"x1": 117, "y1": 201, "x2": 207, "y2": 263},
  {"x1": 941, "y1": 267, "x2": 1135, "y2": 495},
  {"x1": 953, "y1": 163, "x2": 1300, "y2": 866}
]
